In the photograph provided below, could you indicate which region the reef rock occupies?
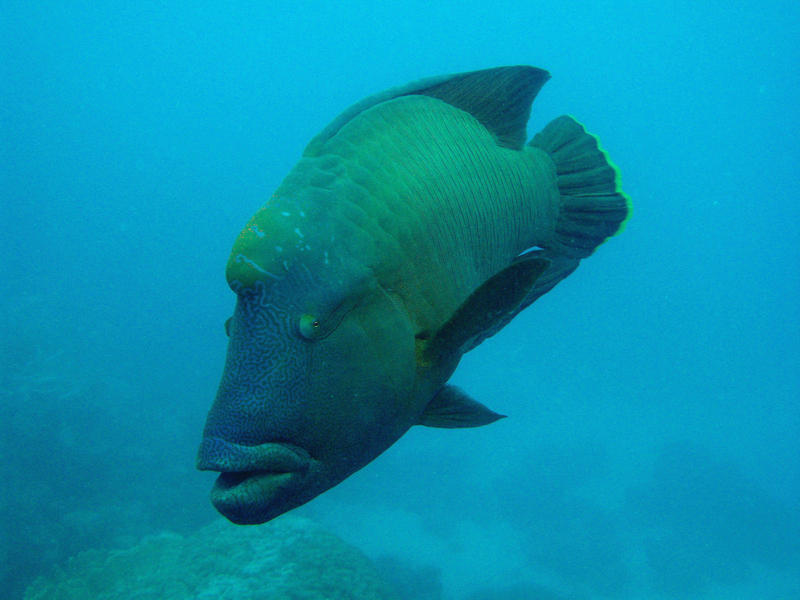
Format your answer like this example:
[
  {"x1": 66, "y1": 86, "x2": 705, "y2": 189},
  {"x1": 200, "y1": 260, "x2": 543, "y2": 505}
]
[{"x1": 24, "y1": 515, "x2": 397, "y2": 600}]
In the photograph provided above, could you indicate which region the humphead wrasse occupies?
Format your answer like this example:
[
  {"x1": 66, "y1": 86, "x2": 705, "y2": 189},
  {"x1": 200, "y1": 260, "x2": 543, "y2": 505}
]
[{"x1": 197, "y1": 66, "x2": 630, "y2": 524}]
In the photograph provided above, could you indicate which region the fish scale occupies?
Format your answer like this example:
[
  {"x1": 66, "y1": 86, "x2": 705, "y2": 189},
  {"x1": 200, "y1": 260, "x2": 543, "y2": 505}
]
[{"x1": 316, "y1": 93, "x2": 557, "y2": 330}]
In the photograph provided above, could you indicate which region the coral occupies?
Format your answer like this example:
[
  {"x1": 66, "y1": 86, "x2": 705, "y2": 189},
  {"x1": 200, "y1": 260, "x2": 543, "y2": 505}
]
[
  {"x1": 0, "y1": 294, "x2": 212, "y2": 599},
  {"x1": 23, "y1": 515, "x2": 398, "y2": 600}
]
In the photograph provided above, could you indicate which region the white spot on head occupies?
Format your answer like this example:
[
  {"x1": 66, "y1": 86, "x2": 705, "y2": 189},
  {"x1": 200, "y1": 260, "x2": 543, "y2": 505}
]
[
  {"x1": 248, "y1": 224, "x2": 266, "y2": 238},
  {"x1": 299, "y1": 210, "x2": 306, "y2": 218},
  {"x1": 275, "y1": 245, "x2": 283, "y2": 253},
  {"x1": 294, "y1": 228, "x2": 304, "y2": 238},
  {"x1": 235, "y1": 254, "x2": 280, "y2": 280},
  {"x1": 281, "y1": 211, "x2": 291, "y2": 217}
]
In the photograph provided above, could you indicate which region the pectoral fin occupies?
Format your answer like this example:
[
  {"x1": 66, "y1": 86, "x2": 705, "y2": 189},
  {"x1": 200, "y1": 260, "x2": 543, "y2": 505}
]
[
  {"x1": 424, "y1": 256, "x2": 549, "y2": 363},
  {"x1": 419, "y1": 385, "x2": 505, "y2": 428}
]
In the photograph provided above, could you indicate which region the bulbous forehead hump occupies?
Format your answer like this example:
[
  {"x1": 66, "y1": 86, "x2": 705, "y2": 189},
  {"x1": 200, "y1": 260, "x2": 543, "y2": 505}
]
[{"x1": 225, "y1": 193, "x2": 322, "y2": 291}]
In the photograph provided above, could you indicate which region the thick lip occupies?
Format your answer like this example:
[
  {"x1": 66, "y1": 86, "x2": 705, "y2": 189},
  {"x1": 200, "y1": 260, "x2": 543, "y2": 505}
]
[
  {"x1": 197, "y1": 438, "x2": 315, "y2": 524},
  {"x1": 210, "y1": 469, "x2": 302, "y2": 524},
  {"x1": 196, "y1": 438, "x2": 311, "y2": 474},
  {"x1": 197, "y1": 437, "x2": 317, "y2": 524}
]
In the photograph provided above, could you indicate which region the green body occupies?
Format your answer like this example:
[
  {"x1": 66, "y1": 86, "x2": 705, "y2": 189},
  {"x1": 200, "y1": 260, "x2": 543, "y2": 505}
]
[{"x1": 197, "y1": 66, "x2": 630, "y2": 524}]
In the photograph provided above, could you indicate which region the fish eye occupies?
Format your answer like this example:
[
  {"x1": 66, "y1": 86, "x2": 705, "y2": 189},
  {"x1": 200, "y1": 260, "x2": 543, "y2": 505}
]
[{"x1": 298, "y1": 314, "x2": 322, "y2": 340}]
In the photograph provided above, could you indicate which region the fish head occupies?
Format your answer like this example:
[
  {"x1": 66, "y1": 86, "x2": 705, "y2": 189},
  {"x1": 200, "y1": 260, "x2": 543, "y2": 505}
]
[{"x1": 197, "y1": 207, "x2": 418, "y2": 524}]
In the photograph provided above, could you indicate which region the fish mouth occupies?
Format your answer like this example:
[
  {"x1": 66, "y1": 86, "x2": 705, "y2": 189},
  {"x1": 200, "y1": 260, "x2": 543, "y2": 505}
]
[
  {"x1": 197, "y1": 437, "x2": 311, "y2": 473},
  {"x1": 197, "y1": 438, "x2": 313, "y2": 524}
]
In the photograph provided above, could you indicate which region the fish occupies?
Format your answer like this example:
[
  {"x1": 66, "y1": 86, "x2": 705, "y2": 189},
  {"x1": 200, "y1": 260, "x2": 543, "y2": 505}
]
[{"x1": 197, "y1": 66, "x2": 631, "y2": 524}]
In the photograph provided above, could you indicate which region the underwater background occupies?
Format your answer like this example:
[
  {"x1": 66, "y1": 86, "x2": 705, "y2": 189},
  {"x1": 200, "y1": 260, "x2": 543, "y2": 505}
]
[{"x1": 2, "y1": 1, "x2": 798, "y2": 598}]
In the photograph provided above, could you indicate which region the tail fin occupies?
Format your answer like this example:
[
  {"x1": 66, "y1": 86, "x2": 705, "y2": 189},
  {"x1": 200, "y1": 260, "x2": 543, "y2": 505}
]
[{"x1": 529, "y1": 115, "x2": 631, "y2": 259}]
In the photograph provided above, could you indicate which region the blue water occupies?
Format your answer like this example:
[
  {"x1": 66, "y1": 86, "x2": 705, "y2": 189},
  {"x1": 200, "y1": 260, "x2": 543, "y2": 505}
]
[{"x1": 2, "y1": 1, "x2": 798, "y2": 598}]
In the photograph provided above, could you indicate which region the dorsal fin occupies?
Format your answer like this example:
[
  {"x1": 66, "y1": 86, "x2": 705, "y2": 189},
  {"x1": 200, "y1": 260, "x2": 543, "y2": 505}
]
[
  {"x1": 304, "y1": 66, "x2": 550, "y2": 156},
  {"x1": 414, "y1": 66, "x2": 550, "y2": 149}
]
